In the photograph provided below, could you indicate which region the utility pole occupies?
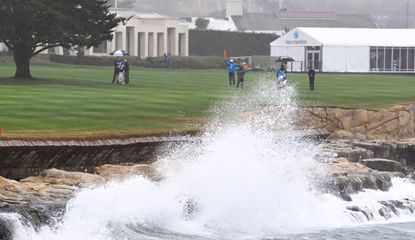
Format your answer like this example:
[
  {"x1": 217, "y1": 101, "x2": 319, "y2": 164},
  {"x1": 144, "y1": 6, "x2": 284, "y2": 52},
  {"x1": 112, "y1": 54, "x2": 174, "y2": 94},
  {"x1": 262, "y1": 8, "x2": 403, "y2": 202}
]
[{"x1": 115, "y1": 0, "x2": 118, "y2": 9}]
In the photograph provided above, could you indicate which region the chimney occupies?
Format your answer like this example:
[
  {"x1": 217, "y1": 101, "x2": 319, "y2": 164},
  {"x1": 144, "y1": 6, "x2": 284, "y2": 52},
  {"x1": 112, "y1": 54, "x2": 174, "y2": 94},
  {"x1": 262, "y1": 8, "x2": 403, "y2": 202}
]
[{"x1": 226, "y1": 0, "x2": 243, "y2": 18}]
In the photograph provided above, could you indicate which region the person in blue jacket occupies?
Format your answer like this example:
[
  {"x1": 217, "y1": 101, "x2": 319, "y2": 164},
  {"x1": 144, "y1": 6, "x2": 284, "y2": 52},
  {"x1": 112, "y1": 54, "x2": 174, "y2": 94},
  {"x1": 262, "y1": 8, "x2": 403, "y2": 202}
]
[
  {"x1": 276, "y1": 68, "x2": 286, "y2": 79},
  {"x1": 276, "y1": 65, "x2": 287, "y2": 88},
  {"x1": 237, "y1": 62, "x2": 249, "y2": 89},
  {"x1": 277, "y1": 64, "x2": 286, "y2": 77},
  {"x1": 225, "y1": 58, "x2": 240, "y2": 86}
]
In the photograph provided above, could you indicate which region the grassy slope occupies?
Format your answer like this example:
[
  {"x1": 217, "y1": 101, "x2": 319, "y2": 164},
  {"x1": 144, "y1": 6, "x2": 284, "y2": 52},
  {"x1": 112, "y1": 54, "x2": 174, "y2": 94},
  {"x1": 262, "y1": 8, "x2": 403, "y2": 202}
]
[
  {"x1": 0, "y1": 63, "x2": 415, "y2": 138},
  {"x1": 0, "y1": 64, "x2": 231, "y2": 137},
  {"x1": 291, "y1": 73, "x2": 415, "y2": 109}
]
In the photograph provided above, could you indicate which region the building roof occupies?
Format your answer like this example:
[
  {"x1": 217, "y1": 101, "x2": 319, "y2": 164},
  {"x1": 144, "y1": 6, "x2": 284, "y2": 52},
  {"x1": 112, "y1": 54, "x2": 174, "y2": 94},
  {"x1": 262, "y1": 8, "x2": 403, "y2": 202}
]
[
  {"x1": 232, "y1": 12, "x2": 376, "y2": 32},
  {"x1": 111, "y1": 9, "x2": 173, "y2": 20},
  {"x1": 274, "y1": 11, "x2": 338, "y2": 20},
  {"x1": 182, "y1": 17, "x2": 237, "y2": 31},
  {"x1": 270, "y1": 27, "x2": 415, "y2": 47}
]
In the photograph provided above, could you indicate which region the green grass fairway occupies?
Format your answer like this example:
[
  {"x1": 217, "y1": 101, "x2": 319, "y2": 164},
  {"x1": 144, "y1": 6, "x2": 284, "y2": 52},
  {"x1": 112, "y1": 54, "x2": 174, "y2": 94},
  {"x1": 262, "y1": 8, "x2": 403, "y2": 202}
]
[
  {"x1": 0, "y1": 62, "x2": 414, "y2": 138},
  {"x1": 0, "y1": 64, "x2": 232, "y2": 138},
  {"x1": 291, "y1": 73, "x2": 415, "y2": 109}
]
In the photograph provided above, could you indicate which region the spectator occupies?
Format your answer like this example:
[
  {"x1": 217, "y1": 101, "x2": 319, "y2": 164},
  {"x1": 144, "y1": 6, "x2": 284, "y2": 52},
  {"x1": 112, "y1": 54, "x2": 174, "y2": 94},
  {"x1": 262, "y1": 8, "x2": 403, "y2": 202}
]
[
  {"x1": 308, "y1": 67, "x2": 316, "y2": 91},
  {"x1": 124, "y1": 59, "x2": 130, "y2": 84},
  {"x1": 276, "y1": 64, "x2": 288, "y2": 88},
  {"x1": 237, "y1": 62, "x2": 248, "y2": 89},
  {"x1": 167, "y1": 52, "x2": 171, "y2": 68},
  {"x1": 163, "y1": 53, "x2": 168, "y2": 67},
  {"x1": 112, "y1": 57, "x2": 123, "y2": 84},
  {"x1": 280, "y1": 64, "x2": 286, "y2": 76},
  {"x1": 225, "y1": 58, "x2": 240, "y2": 86}
]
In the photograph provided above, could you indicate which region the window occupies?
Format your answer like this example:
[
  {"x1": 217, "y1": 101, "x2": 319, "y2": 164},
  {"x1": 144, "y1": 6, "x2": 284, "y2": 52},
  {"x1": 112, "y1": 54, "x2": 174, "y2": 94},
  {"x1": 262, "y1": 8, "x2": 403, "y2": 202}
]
[
  {"x1": 306, "y1": 46, "x2": 321, "y2": 51},
  {"x1": 379, "y1": 47, "x2": 386, "y2": 71},
  {"x1": 63, "y1": 48, "x2": 70, "y2": 56},
  {"x1": 94, "y1": 41, "x2": 107, "y2": 53},
  {"x1": 115, "y1": 32, "x2": 123, "y2": 50},
  {"x1": 48, "y1": 47, "x2": 56, "y2": 54},
  {"x1": 314, "y1": 52, "x2": 320, "y2": 70},
  {"x1": 385, "y1": 47, "x2": 392, "y2": 71},
  {"x1": 370, "y1": 46, "x2": 415, "y2": 72},
  {"x1": 401, "y1": 48, "x2": 408, "y2": 71},
  {"x1": 408, "y1": 48, "x2": 415, "y2": 71},
  {"x1": 370, "y1": 47, "x2": 377, "y2": 71},
  {"x1": 393, "y1": 48, "x2": 400, "y2": 71}
]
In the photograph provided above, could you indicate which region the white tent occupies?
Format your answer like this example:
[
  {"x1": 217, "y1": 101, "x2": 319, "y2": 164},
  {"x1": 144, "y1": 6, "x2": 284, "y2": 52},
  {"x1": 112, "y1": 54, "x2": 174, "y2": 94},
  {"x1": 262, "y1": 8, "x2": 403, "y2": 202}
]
[{"x1": 270, "y1": 27, "x2": 415, "y2": 73}]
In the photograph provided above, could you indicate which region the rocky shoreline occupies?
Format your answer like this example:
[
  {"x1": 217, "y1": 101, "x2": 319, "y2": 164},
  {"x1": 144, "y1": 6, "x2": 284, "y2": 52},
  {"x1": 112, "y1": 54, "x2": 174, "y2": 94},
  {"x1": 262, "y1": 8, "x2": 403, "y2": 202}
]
[
  {"x1": 0, "y1": 138, "x2": 414, "y2": 236},
  {"x1": 319, "y1": 138, "x2": 415, "y2": 198},
  {"x1": 1, "y1": 105, "x2": 415, "y2": 237},
  {"x1": 0, "y1": 164, "x2": 161, "y2": 238},
  {"x1": 301, "y1": 104, "x2": 415, "y2": 140}
]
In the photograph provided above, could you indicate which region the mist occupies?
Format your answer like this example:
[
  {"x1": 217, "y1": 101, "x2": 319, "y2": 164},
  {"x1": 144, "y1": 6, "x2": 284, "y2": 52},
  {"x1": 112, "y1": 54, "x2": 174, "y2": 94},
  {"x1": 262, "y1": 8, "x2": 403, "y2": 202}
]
[{"x1": 108, "y1": 0, "x2": 413, "y2": 27}]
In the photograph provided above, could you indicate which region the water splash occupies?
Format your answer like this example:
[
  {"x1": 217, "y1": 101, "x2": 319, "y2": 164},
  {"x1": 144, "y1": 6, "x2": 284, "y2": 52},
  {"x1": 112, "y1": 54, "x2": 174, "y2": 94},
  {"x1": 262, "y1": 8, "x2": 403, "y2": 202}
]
[{"x1": 6, "y1": 76, "x2": 415, "y2": 240}]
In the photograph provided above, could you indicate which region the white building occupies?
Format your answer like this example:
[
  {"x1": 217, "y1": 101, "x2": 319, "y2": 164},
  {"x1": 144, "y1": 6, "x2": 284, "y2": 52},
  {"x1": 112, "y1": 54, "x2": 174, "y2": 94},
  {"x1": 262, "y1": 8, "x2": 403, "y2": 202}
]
[
  {"x1": 183, "y1": 17, "x2": 237, "y2": 31},
  {"x1": 270, "y1": 27, "x2": 415, "y2": 73},
  {"x1": 50, "y1": 9, "x2": 189, "y2": 58},
  {"x1": 0, "y1": 43, "x2": 7, "y2": 52}
]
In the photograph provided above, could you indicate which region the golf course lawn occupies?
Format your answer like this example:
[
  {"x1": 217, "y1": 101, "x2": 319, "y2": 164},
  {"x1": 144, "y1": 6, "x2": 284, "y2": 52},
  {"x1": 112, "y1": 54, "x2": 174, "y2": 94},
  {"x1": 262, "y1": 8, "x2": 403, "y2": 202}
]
[{"x1": 0, "y1": 62, "x2": 414, "y2": 138}]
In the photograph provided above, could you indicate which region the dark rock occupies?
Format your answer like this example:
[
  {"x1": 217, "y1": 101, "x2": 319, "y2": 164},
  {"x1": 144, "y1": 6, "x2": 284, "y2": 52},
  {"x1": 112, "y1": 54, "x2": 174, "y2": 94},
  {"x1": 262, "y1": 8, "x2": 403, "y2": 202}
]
[
  {"x1": 0, "y1": 202, "x2": 9, "y2": 209},
  {"x1": 0, "y1": 163, "x2": 159, "y2": 231},
  {"x1": 337, "y1": 147, "x2": 374, "y2": 162},
  {"x1": 346, "y1": 206, "x2": 373, "y2": 221},
  {"x1": 0, "y1": 217, "x2": 13, "y2": 240},
  {"x1": 379, "y1": 201, "x2": 399, "y2": 216},
  {"x1": 377, "y1": 199, "x2": 415, "y2": 219},
  {"x1": 340, "y1": 192, "x2": 352, "y2": 201},
  {"x1": 0, "y1": 199, "x2": 66, "y2": 231},
  {"x1": 361, "y1": 174, "x2": 378, "y2": 189},
  {"x1": 361, "y1": 158, "x2": 407, "y2": 174},
  {"x1": 328, "y1": 141, "x2": 375, "y2": 162},
  {"x1": 378, "y1": 207, "x2": 393, "y2": 219},
  {"x1": 348, "y1": 199, "x2": 415, "y2": 221},
  {"x1": 388, "y1": 200, "x2": 415, "y2": 213},
  {"x1": 321, "y1": 170, "x2": 402, "y2": 201},
  {"x1": 351, "y1": 140, "x2": 415, "y2": 173}
]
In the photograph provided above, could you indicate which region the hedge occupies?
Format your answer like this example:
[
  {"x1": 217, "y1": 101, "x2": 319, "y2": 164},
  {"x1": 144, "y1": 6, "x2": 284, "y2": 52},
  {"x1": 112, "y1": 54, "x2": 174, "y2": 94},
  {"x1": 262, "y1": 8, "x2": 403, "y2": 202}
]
[
  {"x1": 189, "y1": 30, "x2": 279, "y2": 57},
  {"x1": 49, "y1": 54, "x2": 225, "y2": 69}
]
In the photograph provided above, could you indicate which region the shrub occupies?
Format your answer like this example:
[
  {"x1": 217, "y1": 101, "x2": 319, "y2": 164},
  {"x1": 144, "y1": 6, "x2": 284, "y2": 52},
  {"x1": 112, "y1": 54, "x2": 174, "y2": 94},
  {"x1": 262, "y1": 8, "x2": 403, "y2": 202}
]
[
  {"x1": 48, "y1": 55, "x2": 225, "y2": 69},
  {"x1": 189, "y1": 30, "x2": 279, "y2": 56}
]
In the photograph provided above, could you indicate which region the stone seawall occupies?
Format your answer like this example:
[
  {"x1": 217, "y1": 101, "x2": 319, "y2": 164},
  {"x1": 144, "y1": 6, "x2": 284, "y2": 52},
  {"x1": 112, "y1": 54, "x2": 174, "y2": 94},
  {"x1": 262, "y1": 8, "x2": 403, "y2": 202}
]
[
  {"x1": 0, "y1": 136, "x2": 193, "y2": 180},
  {"x1": 0, "y1": 130, "x2": 329, "y2": 180},
  {"x1": 301, "y1": 104, "x2": 415, "y2": 140},
  {"x1": 1, "y1": 104, "x2": 414, "y2": 180}
]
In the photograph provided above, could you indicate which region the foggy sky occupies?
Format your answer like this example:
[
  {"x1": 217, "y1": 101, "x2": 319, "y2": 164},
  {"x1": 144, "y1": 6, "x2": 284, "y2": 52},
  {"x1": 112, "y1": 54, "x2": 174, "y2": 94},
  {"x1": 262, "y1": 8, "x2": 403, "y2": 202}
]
[
  {"x1": 127, "y1": 0, "x2": 415, "y2": 15},
  {"x1": 112, "y1": 0, "x2": 413, "y2": 23}
]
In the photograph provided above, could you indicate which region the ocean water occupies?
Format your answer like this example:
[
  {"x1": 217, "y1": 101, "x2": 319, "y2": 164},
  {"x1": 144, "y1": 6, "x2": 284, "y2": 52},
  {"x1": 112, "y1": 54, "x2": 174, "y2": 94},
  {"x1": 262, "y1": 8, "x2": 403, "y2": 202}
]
[
  {"x1": 278, "y1": 221, "x2": 415, "y2": 240},
  {"x1": 4, "y1": 76, "x2": 415, "y2": 240}
]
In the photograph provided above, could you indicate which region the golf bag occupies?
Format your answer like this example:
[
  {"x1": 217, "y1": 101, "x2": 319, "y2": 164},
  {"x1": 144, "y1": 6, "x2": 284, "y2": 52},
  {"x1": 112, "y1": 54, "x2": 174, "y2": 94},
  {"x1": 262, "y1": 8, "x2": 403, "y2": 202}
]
[
  {"x1": 276, "y1": 70, "x2": 287, "y2": 89},
  {"x1": 276, "y1": 75, "x2": 287, "y2": 89},
  {"x1": 117, "y1": 72, "x2": 125, "y2": 84}
]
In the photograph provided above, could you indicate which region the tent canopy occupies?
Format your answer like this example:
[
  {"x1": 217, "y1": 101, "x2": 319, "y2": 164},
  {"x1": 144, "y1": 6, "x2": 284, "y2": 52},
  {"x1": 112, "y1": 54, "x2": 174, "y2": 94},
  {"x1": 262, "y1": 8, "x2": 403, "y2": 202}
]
[{"x1": 271, "y1": 27, "x2": 415, "y2": 47}]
